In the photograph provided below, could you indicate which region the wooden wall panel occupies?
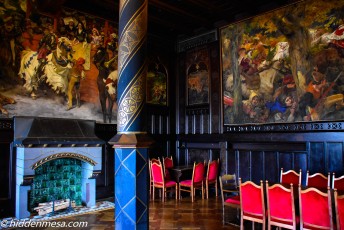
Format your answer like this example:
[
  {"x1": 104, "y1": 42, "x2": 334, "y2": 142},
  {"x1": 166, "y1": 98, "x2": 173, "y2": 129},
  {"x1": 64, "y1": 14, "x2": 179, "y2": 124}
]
[
  {"x1": 328, "y1": 142, "x2": 343, "y2": 174},
  {"x1": 264, "y1": 151, "x2": 279, "y2": 183},
  {"x1": 309, "y1": 142, "x2": 325, "y2": 173},
  {"x1": 251, "y1": 151, "x2": 264, "y2": 183}
]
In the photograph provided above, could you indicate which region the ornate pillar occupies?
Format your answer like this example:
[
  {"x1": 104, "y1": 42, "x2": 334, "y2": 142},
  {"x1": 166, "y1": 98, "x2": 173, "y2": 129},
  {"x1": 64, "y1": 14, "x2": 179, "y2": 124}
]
[{"x1": 109, "y1": 0, "x2": 151, "y2": 229}]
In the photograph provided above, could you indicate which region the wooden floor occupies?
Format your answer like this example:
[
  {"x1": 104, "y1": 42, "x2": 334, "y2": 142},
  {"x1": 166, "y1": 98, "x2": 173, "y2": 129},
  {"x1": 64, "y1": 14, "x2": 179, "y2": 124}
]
[{"x1": 30, "y1": 196, "x2": 240, "y2": 230}]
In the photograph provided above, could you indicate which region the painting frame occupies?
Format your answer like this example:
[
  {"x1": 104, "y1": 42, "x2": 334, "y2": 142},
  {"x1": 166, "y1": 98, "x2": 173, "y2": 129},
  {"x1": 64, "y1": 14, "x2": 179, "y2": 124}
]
[
  {"x1": 221, "y1": 0, "x2": 344, "y2": 126},
  {"x1": 146, "y1": 58, "x2": 168, "y2": 106}
]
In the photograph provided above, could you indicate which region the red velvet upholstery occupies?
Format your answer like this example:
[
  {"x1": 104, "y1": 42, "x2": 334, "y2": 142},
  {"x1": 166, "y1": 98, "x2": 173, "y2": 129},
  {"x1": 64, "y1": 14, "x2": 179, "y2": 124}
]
[
  {"x1": 239, "y1": 179, "x2": 265, "y2": 229},
  {"x1": 163, "y1": 156, "x2": 173, "y2": 181},
  {"x1": 151, "y1": 162, "x2": 178, "y2": 202},
  {"x1": 280, "y1": 168, "x2": 301, "y2": 186},
  {"x1": 299, "y1": 186, "x2": 332, "y2": 229},
  {"x1": 306, "y1": 171, "x2": 329, "y2": 189},
  {"x1": 205, "y1": 159, "x2": 219, "y2": 199},
  {"x1": 225, "y1": 195, "x2": 240, "y2": 205},
  {"x1": 178, "y1": 162, "x2": 205, "y2": 202},
  {"x1": 333, "y1": 174, "x2": 344, "y2": 191},
  {"x1": 266, "y1": 182, "x2": 296, "y2": 229},
  {"x1": 335, "y1": 190, "x2": 344, "y2": 230},
  {"x1": 149, "y1": 158, "x2": 160, "y2": 198}
]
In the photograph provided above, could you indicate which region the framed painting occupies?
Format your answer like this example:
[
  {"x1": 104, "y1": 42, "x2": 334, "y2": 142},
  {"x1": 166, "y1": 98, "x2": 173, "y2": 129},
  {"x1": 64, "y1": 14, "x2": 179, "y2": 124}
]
[
  {"x1": 146, "y1": 59, "x2": 168, "y2": 106},
  {"x1": 221, "y1": 0, "x2": 344, "y2": 125},
  {"x1": 186, "y1": 47, "x2": 210, "y2": 106},
  {"x1": 0, "y1": 1, "x2": 118, "y2": 123}
]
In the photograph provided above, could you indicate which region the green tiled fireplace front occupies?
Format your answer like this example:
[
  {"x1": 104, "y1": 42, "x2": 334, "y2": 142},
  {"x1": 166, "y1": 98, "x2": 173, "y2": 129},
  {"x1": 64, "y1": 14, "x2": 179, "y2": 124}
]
[{"x1": 30, "y1": 158, "x2": 82, "y2": 211}]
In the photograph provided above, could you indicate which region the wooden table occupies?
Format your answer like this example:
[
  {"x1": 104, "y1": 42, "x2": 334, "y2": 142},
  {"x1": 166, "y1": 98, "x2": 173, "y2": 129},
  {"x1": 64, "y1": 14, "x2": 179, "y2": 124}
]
[{"x1": 169, "y1": 165, "x2": 193, "y2": 183}]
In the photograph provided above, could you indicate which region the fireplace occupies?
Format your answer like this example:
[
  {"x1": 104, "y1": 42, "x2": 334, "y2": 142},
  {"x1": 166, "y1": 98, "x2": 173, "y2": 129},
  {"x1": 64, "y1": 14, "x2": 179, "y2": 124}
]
[{"x1": 13, "y1": 117, "x2": 104, "y2": 219}]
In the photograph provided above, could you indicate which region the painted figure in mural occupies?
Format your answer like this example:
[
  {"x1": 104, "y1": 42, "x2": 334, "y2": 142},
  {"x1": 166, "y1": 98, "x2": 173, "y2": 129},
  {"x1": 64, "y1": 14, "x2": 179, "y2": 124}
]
[
  {"x1": 19, "y1": 37, "x2": 73, "y2": 99},
  {"x1": 93, "y1": 46, "x2": 116, "y2": 123},
  {"x1": 66, "y1": 57, "x2": 86, "y2": 110},
  {"x1": 65, "y1": 19, "x2": 76, "y2": 41},
  {"x1": 37, "y1": 23, "x2": 57, "y2": 80},
  {"x1": 266, "y1": 93, "x2": 297, "y2": 122},
  {"x1": 238, "y1": 48, "x2": 260, "y2": 90},
  {"x1": 0, "y1": 14, "x2": 22, "y2": 68},
  {"x1": 243, "y1": 92, "x2": 268, "y2": 123},
  {"x1": 90, "y1": 27, "x2": 101, "y2": 48},
  {"x1": 74, "y1": 22, "x2": 87, "y2": 44}
]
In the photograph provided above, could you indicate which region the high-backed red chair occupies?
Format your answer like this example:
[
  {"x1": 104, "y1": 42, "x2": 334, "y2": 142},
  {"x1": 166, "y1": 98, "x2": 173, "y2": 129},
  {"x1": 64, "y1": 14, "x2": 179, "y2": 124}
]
[
  {"x1": 332, "y1": 173, "x2": 344, "y2": 191},
  {"x1": 179, "y1": 162, "x2": 205, "y2": 202},
  {"x1": 163, "y1": 156, "x2": 173, "y2": 180},
  {"x1": 306, "y1": 171, "x2": 330, "y2": 189},
  {"x1": 280, "y1": 168, "x2": 302, "y2": 186},
  {"x1": 151, "y1": 162, "x2": 178, "y2": 202},
  {"x1": 149, "y1": 158, "x2": 160, "y2": 198},
  {"x1": 299, "y1": 186, "x2": 332, "y2": 229},
  {"x1": 239, "y1": 179, "x2": 265, "y2": 230},
  {"x1": 266, "y1": 182, "x2": 297, "y2": 229},
  {"x1": 219, "y1": 174, "x2": 240, "y2": 225},
  {"x1": 334, "y1": 189, "x2": 344, "y2": 230},
  {"x1": 205, "y1": 159, "x2": 219, "y2": 199}
]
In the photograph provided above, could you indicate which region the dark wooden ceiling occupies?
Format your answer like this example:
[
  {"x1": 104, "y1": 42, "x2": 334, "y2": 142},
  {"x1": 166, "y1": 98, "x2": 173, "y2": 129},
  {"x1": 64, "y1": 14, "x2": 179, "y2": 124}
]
[{"x1": 46, "y1": 0, "x2": 298, "y2": 40}]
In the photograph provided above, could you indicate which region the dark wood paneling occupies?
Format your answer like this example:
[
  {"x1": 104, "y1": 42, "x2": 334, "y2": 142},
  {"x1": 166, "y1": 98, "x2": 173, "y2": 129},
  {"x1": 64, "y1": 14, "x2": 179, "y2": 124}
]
[
  {"x1": 251, "y1": 151, "x2": 264, "y2": 183},
  {"x1": 309, "y1": 142, "x2": 325, "y2": 173},
  {"x1": 328, "y1": 142, "x2": 343, "y2": 174},
  {"x1": 264, "y1": 151, "x2": 279, "y2": 183},
  {"x1": 0, "y1": 119, "x2": 14, "y2": 218}
]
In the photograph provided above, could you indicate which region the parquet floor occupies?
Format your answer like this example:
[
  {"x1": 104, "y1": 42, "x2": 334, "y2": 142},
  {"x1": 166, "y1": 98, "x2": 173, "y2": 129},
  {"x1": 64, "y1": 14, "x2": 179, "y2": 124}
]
[{"x1": 23, "y1": 196, "x2": 240, "y2": 230}]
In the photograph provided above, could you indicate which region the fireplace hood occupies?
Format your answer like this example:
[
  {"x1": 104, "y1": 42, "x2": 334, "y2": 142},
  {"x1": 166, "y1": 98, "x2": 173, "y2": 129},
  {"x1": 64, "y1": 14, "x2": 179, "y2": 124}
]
[{"x1": 13, "y1": 116, "x2": 104, "y2": 147}]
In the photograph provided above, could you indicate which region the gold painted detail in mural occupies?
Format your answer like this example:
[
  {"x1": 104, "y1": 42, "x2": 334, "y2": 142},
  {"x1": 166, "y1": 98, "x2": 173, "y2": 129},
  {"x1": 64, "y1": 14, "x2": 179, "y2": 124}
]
[
  {"x1": 118, "y1": 8, "x2": 147, "y2": 78},
  {"x1": 31, "y1": 152, "x2": 97, "y2": 170},
  {"x1": 118, "y1": 74, "x2": 144, "y2": 130}
]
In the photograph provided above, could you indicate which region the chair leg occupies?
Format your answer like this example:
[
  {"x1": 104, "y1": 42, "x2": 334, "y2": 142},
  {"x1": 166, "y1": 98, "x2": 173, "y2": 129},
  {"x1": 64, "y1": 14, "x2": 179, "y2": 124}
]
[
  {"x1": 191, "y1": 186, "x2": 194, "y2": 202},
  {"x1": 206, "y1": 181, "x2": 209, "y2": 199},
  {"x1": 152, "y1": 186, "x2": 155, "y2": 201},
  {"x1": 178, "y1": 185, "x2": 181, "y2": 200},
  {"x1": 175, "y1": 185, "x2": 178, "y2": 200},
  {"x1": 240, "y1": 216, "x2": 244, "y2": 230},
  {"x1": 215, "y1": 181, "x2": 218, "y2": 197}
]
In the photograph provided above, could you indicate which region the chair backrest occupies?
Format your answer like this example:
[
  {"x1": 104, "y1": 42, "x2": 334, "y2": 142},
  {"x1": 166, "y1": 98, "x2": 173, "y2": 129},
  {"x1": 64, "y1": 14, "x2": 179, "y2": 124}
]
[
  {"x1": 306, "y1": 171, "x2": 330, "y2": 189},
  {"x1": 151, "y1": 162, "x2": 164, "y2": 184},
  {"x1": 192, "y1": 162, "x2": 205, "y2": 184},
  {"x1": 206, "y1": 159, "x2": 219, "y2": 181},
  {"x1": 164, "y1": 156, "x2": 173, "y2": 169},
  {"x1": 299, "y1": 186, "x2": 332, "y2": 229},
  {"x1": 266, "y1": 182, "x2": 295, "y2": 225},
  {"x1": 334, "y1": 189, "x2": 344, "y2": 230},
  {"x1": 239, "y1": 179, "x2": 265, "y2": 218},
  {"x1": 149, "y1": 158, "x2": 160, "y2": 181},
  {"x1": 219, "y1": 174, "x2": 237, "y2": 204},
  {"x1": 280, "y1": 168, "x2": 301, "y2": 185},
  {"x1": 332, "y1": 173, "x2": 344, "y2": 191}
]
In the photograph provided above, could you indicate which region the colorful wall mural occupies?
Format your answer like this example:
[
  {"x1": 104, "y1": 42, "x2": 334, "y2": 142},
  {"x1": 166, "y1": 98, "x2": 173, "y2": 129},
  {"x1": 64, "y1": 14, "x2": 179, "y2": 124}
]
[
  {"x1": 221, "y1": 0, "x2": 344, "y2": 125},
  {"x1": 0, "y1": 0, "x2": 118, "y2": 123},
  {"x1": 147, "y1": 59, "x2": 167, "y2": 106}
]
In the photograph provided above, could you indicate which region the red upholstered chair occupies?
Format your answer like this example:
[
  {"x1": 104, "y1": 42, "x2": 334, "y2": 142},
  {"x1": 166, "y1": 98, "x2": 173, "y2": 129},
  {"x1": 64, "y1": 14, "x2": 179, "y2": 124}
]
[
  {"x1": 219, "y1": 174, "x2": 240, "y2": 225},
  {"x1": 280, "y1": 168, "x2": 302, "y2": 186},
  {"x1": 151, "y1": 162, "x2": 178, "y2": 202},
  {"x1": 179, "y1": 162, "x2": 205, "y2": 202},
  {"x1": 163, "y1": 156, "x2": 173, "y2": 181},
  {"x1": 299, "y1": 185, "x2": 332, "y2": 230},
  {"x1": 205, "y1": 159, "x2": 219, "y2": 199},
  {"x1": 306, "y1": 171, "x2": 330, "y2": 189},
  {"x1": 334, "y1": 189, "x2": 344, "y2": 230},
  {"x1": 239, "y1": 179, "x2": 265, "y2": 230},
  {"x1": 149, "y1": 158, "x2": 160, "y2": 198},
  {"x1": 266, "y1": 182, "x2": 297, "y2": 229},
  {"x1": 332, "y1": 173, "x2": 344, "y2": 191}
]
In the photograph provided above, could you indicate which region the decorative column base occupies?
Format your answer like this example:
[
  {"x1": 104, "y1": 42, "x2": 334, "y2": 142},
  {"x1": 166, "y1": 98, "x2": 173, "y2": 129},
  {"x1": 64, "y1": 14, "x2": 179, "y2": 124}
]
[{"x1": 110, "y1": 134, "x2": 153, "y2": 230}]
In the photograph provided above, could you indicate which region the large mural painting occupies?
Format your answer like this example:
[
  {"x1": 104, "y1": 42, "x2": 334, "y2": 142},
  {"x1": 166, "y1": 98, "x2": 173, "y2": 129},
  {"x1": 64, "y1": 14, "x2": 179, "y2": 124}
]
[
  {"x1": 0, "y1": 0, "x2": 118, "y2": 123},
  {"x1": 222, "y1": 0, "x2": 344, "y2": 125}
]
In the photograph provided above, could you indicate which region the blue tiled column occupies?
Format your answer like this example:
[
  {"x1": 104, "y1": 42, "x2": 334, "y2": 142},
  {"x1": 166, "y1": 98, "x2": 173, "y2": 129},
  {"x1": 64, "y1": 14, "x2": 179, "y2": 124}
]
[{"x1": 110, "y1": 0, "x2": 151, "y2": 229}]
